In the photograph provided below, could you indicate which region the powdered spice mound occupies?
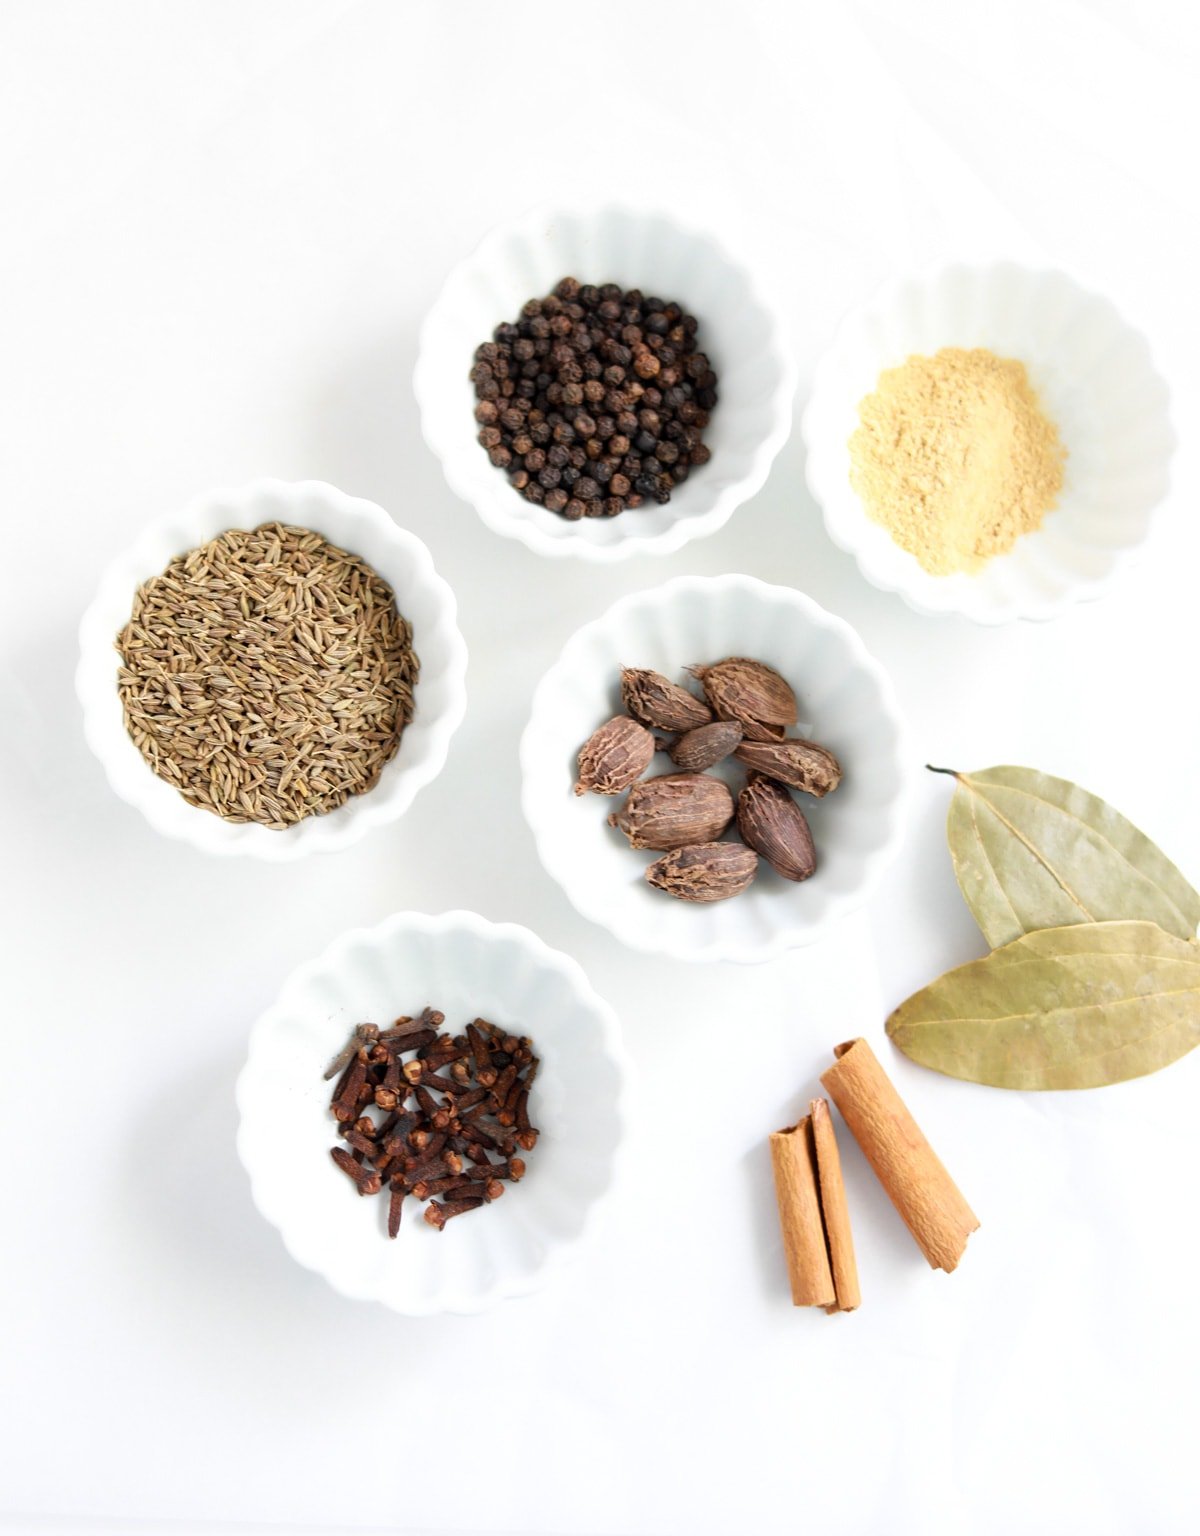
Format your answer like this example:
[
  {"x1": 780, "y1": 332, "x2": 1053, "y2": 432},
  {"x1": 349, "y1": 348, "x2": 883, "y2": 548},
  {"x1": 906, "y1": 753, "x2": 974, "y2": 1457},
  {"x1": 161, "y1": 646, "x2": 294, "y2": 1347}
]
[{"x1": 849, "y1": 347, "x2": 1066, "y2": 575}]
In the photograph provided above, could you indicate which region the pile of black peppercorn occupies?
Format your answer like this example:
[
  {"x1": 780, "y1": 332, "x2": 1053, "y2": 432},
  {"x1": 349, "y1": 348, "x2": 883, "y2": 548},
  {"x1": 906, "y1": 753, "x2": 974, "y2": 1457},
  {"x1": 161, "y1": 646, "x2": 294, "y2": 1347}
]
[{"x1": 470, "y1": 276, "x2": 718, "y2": 520}]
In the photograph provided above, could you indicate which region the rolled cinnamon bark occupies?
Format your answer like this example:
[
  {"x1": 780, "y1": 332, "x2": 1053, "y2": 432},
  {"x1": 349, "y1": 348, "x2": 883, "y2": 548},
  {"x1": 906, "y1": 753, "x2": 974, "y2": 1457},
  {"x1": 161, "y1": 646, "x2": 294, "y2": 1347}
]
[
  {"x1": 769, "y1": 1115, "x2": 835, "y2": 1308},
  {"x1": 821, "y1": 1038, "x2": 978, "y2": 1273},
  {"x1": 809, "y1": 1097, "x2": 861, "y2": 1312}
]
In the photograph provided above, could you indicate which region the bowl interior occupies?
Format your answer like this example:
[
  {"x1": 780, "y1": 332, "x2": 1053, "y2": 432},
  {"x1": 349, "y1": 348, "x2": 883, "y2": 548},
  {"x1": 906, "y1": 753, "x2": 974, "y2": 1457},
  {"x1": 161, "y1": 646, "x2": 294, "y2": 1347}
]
[
  {"x1": 417, "y1": 206, "x2": 790, "y2": 557},
  {"x1": 522, "y1": 578, "x2": 907, "y2": 962},
  {"x1": 78, "y1": 480, "x2": 465, "y2": 857},
  {"x1": 237, "y1": 913, "x2": 626, "y2": 1313},
  {"x1": 806, "y1": 265, "x2": 1174, "y2": 619}
]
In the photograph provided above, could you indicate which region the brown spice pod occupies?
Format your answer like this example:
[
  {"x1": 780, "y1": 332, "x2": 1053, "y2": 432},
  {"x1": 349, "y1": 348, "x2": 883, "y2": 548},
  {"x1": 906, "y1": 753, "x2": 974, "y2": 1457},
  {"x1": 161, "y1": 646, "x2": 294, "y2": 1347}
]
[
  {"x1": 734, "y1": 738, "x2": 842, "y2": 797},
  {"x1": 620, "y1": 668, "x2": 713, "y2": 733},
  {"x1": 574, "y1": 715, "x2": 655, "y2": 796},
  {"x1": 645, "y1": 841, "x2": 757, "y2": 902},
  {"x1": 668, "y1": 719, "x2": 744, "y2": 772},
  {"x1": 820, "y1": 1038, "x2": 978, "y2": 1273},
  {"x1": 609, "y1": 772, "x2": 734, "y2": 851},
  {"x1": 768, "y1": 1115, "x2": 835, "y2": 1308},
  {"x1": 737, "y1": 774, "x2": 816, "y2": 881},
  {"x1": 809, "y1": 1098, "x2": 861, "y2": 1313}
]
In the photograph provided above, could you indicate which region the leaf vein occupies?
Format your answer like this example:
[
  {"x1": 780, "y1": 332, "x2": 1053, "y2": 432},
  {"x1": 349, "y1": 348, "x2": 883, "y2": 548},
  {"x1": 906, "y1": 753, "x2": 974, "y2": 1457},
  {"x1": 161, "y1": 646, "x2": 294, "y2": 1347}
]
[
  {"x1": 974, "y1": 776, "x2": 1197, "y2": 932},
  {"x1": 965, "y1": 779, "x2": 1094, "y2": 921}
]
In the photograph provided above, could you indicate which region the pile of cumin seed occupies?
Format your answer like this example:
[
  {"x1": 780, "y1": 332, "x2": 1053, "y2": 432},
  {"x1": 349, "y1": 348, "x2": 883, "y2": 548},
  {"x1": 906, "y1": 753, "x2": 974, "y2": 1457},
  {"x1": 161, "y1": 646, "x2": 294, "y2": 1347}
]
[{"x1": 116, "y1": 522, "x2": 418, "y2": 828}]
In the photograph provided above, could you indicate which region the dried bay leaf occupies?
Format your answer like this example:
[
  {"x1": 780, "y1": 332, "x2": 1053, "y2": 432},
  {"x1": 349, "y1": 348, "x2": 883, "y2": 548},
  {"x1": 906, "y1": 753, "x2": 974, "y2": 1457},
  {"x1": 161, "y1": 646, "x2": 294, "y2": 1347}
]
[
  {"x1": 933, "y1": 764, "x2": 1200, "y2": 949},
  {"x1": 886, "y1": 920, "x2": 1200, "y2": 1090}
]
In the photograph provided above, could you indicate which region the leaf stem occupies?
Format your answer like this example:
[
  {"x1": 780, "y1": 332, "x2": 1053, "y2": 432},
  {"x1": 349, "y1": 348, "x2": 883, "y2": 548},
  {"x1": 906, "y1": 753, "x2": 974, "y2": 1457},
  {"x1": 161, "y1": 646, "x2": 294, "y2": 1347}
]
[{"x1": 926, "y1": 764, "x2": 961, "y2": 778}]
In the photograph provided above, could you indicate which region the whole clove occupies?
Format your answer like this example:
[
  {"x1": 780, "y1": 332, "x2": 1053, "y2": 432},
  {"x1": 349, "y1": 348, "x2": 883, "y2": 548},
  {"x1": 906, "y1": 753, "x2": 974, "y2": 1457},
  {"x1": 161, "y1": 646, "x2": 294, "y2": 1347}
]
[{"x1": 326, "y1": 1008, "x2": 540, "y2": 1236}]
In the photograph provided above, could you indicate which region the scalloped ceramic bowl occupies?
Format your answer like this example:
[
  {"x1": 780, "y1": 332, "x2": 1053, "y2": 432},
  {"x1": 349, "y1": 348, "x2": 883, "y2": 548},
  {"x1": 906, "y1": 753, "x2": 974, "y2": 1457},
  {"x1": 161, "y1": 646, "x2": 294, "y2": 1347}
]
[
  {"x1": 415, "y1": 203, "x2": 795, "y2": 561},
  {"x1": 521, "y1": 575, "x2": 909, "y2": 964},
  {"x1": 802, "y1": 263, "x2": 1175, "y2": 623},
  {"x1": 236, "y1": 910, "x2": 631, "y2": 1314},
  {"x1": 76, "y1": 479, "x2": 467, "y2": 860}
]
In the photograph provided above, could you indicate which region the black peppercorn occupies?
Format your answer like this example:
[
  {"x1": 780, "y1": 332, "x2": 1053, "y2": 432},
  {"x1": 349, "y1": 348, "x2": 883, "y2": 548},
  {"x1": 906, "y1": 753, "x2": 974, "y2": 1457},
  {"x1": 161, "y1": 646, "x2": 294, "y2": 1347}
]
[{"x1": 470, "y1": 276, "x2": 717, "y2": 519}]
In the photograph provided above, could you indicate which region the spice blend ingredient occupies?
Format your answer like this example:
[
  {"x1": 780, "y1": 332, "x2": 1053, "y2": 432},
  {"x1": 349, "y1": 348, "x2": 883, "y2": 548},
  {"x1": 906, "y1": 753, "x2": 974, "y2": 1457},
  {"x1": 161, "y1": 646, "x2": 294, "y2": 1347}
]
[
  {"x1": 326, "y1": 1010, "x2": 538, "y2": 1235},
  {"x1": 609, "y1": 772, "x2": 734, "y2": 851},
  {"x1": 931, "y1": 763, "x2": 1200, "y2": 950},
  {"x1": 849, "y1": 347, "x2": 1066, "y2": 575},
  {"x1": 471, "y1": 276, "x2": 718, "y2": 520},
  {"x1": 886, "y1": 763, "x2": 1200, "y2": 1092},
  {"x1": 668, "y1": 719, "x2": 743, "y2": 772},
  {"x1": 737, "y1": 774, "x2": 816, "y2": 881},
  {"x1": 646, "y1": 841, "x2": 758, "y2": 902},
  {"x1": 621, "y1": 668, "x2": 713, "y2": 733},
  {"x1": 821, "y1": 1039, "x2": 978, "y2": 1273},
  {"x1": 574, "y1": 658, "x2": 842, "y2": 903},
  {"x1": 769, "y1": 1098, "x2": 860, "y2": 1313},
  {"x1": 575, "y1": 715, "x2": 656, "y2": 796},
  {"x1": 117, "y1": 523, "x2": 418, "y2": 828},
  {"x1": 690, "y1": 657, "x2": 797, "y2": 741}
]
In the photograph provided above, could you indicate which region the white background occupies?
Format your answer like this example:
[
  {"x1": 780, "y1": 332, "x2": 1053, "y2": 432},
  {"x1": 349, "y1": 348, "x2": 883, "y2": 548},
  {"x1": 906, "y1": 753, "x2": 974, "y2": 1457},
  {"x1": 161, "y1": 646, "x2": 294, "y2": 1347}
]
[{"x1": 2, "y1": 3, "x2": 1199, "y2": 1533}]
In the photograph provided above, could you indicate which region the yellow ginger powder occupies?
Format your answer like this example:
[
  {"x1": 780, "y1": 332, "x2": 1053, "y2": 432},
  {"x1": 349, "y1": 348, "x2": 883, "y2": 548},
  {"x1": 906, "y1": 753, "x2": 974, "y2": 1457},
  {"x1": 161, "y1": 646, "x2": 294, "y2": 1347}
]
[{"x1": 848, "y1": 347, "x2": 1066, "y2": 575}]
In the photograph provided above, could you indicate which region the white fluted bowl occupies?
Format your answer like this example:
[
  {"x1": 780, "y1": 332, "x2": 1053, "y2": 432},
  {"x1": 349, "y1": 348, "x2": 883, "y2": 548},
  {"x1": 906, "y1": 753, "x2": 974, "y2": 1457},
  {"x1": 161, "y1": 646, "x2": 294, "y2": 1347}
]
[
  {"x1": 802, "y1": 263, "x2": 1175, "y2": 623},
  {"x1": 415, "y1": 203, "x2": 795, "y2": 561},
  {"x1": 236, "y1": 910, "x2": 632, "y2": 1314},
  {"x1": 77, "y1": 479, "x2": 467, "y2": 859},
  {"x1": 521, "y1": 575, "x2": 910, "y2": 964}
]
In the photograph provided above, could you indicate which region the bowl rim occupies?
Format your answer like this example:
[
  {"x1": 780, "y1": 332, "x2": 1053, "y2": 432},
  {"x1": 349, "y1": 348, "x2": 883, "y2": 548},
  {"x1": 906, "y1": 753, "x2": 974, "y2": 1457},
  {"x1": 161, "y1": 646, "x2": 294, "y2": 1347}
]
[
  {"x1": 75, "y1": 477, "x2": 469, "y2": 860},
  {"x1": 519, "y1": 572, "x2": 912, "y2": 964},
  {"x1": 414, "y1": 199, "x2": 798, "y2": 563},
  {"x1": 234, "y1": 907, "x2": 635, "y2": 1315},
  {"x1": 800, "y1": 258, "x2": 1177, "y2": 625}
]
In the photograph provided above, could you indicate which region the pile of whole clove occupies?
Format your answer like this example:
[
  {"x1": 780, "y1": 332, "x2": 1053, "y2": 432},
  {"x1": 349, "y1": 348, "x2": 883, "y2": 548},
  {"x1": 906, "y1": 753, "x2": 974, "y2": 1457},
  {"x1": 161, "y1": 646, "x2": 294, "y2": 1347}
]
[
  {"x1": 324, "y1": 1008, "x2": 538, "y2": 1235},
  {"x1": 471, "y1": 276, "x2": 718, "y2": 520}
]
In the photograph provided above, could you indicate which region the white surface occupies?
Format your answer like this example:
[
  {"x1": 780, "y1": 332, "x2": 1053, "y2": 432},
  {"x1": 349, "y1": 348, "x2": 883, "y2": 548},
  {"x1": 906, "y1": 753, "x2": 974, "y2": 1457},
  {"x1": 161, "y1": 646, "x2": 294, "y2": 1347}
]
[
  {"x1": 521, "y1": 575, "x2": 909, "y2": 962},
  {"x1": 803, "y1": 262, "x2": 1175, "y2": 621},
  {"x1": 77, "y1": 478, "x2": 467, "y2": 858},
  {"x1": 415, "y1": 203, "x2": 795, "y2": 561},
  {"x1": 236, "y1": 911, "x2": 631, "y2": 1314},
  {"x1": 1, "y1": 3, "x2": 1198, "y2": 1534}
]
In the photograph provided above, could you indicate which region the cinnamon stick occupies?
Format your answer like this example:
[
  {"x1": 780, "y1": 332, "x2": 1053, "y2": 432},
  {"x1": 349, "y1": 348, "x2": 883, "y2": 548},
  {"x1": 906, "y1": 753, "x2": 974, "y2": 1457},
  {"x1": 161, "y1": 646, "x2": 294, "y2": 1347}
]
[
  {"x1": 768, "y1": 1115, "x2": 835, "y2": 1308},
  {"x1": 821, "y1": 1038, "x2": 978, "y2": 1273},
  {"x1": 809, "y1": 1097, "x2": 861, "y2": 1313}
]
